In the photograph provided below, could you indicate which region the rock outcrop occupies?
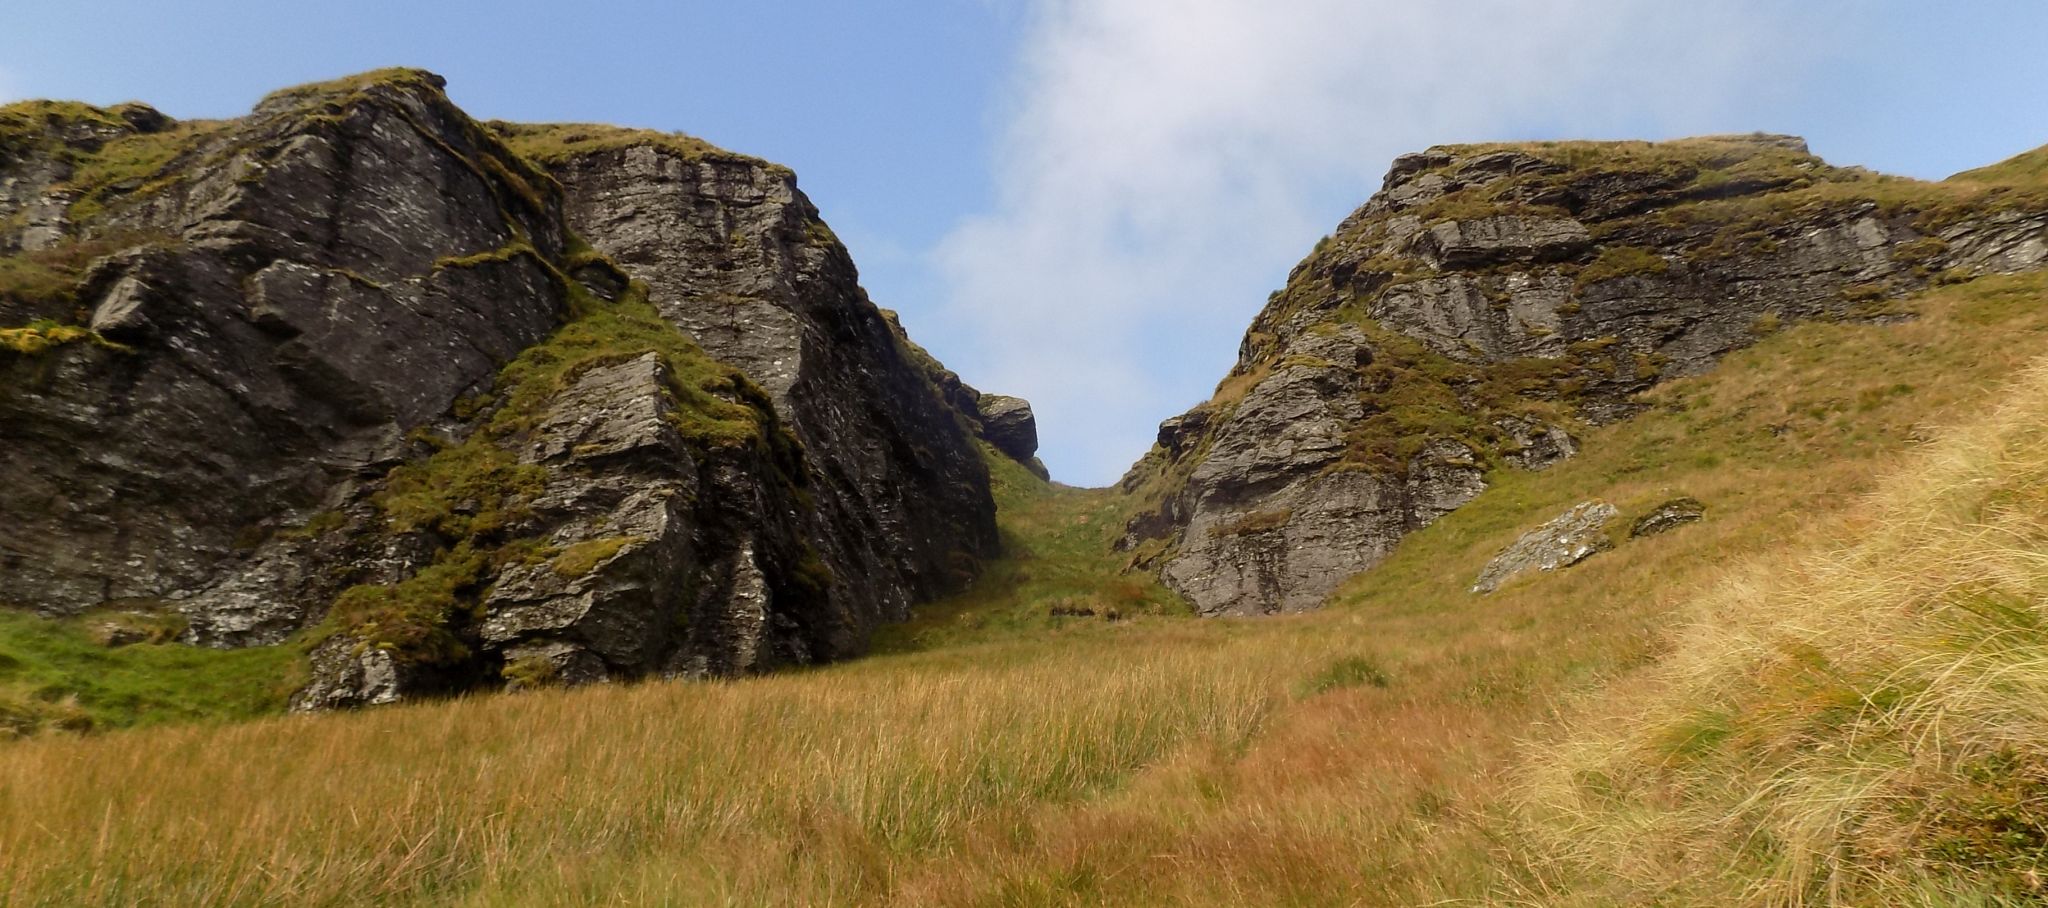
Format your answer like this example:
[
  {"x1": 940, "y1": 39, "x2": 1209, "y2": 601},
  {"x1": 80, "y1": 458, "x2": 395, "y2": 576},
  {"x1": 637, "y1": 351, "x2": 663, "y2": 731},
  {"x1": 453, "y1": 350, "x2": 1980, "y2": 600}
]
[
  {"x1": 1630, "y1": 497, "x2": 1706, "y2": 538},
  {"x1": 974, "y1": 395, "x2": 1039, "y2": 465},
  {"x1": 1123, "y1": 134, "x2": 2048, "y2": 616},
  {"x1": 872, "y1": 308, "x2": 1049, "y2": 478},
  {"x1": 3, "y1": 71, "x2": 573, "y2": 635},
  {"x1": 0, "y1": 69, "x2": 1004, "y2": 706},
  {"x1": 499, "y1": 121, "x2": 1003, "y2": 668},
  {"x1": 1470, "y1": 500, "x2": 1618, "y2": 594}
]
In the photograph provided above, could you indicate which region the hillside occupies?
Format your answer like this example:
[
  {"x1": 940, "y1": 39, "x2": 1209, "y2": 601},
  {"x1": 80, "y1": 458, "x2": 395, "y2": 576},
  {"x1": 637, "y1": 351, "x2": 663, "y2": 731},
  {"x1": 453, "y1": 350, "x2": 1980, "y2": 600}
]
[
  {"x1": 7, "y1": 205, "x2": 2048, "y2": 905},
  {"x1": 7, "y1": 69, "x2": 2048, "y2": 905},
  {"x1": 1120, "y1": 134, "x2": 2048, "y2": 618}
]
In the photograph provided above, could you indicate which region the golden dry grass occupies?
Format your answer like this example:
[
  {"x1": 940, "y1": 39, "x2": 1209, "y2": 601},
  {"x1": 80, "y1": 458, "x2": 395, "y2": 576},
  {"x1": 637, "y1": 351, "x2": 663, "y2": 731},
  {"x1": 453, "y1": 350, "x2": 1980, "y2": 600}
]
[
  {"x1": 3, "y1": 272, "x2": 2047, "y2": 905},
  {"x1": 1510, "y1": 316, "x2": 2048, "y2": 905}
]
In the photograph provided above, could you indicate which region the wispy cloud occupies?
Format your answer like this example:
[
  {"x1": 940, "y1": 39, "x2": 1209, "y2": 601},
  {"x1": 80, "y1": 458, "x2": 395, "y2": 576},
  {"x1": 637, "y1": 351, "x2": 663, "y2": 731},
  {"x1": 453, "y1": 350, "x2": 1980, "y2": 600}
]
[
  {"x1": 934, "y1": 0, "x2": 1839, "y2": 484},
  {"x1": 0, "y1": 65, "x2": 21, "y2": 104}
]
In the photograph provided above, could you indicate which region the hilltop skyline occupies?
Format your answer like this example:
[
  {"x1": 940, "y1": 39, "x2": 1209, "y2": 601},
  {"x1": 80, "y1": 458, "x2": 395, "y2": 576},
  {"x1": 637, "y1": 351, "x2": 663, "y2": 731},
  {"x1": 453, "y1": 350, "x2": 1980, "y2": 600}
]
[{"x1": 8, "y1": 0, "x2": 2048, "y2": 483}]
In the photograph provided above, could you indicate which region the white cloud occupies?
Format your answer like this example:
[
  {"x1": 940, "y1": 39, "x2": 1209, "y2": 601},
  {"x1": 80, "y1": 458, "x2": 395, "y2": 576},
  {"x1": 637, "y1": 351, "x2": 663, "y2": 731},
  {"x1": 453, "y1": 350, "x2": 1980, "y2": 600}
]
[
  {"x1": 933, "y1": 0, "x2": 1840, "y2": 484},
  {"x1": 0, "y1": 66, "x2": 21, "y2": 104}
]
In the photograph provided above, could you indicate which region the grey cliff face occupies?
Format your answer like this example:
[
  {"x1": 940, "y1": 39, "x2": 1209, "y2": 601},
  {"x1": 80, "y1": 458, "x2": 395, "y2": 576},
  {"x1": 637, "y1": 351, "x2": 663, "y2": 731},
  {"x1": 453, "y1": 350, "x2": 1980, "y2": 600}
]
[
  {"x1": 534, "y1": 138, "x2": 1000, "y2": 655},
  {"x1": 0, "y1": 71, "x2": 1006, "y2": 707},
  {"x1": 1125, "y1": 135, "x2": 2048, "y2": 617},
  {"x1": 1145, "y1": 324, "x2": 1489, "y2": 615},
  {"x1": 2, "y1": 72, "x2": 569, "y2": 636}
]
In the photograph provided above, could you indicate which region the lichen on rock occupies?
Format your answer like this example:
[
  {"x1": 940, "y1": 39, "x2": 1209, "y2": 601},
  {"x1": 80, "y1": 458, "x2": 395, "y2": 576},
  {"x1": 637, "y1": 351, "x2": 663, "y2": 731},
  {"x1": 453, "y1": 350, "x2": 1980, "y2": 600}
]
[{"x1": 1470, "y1": 500, "x2": 1619, "y2": 594}]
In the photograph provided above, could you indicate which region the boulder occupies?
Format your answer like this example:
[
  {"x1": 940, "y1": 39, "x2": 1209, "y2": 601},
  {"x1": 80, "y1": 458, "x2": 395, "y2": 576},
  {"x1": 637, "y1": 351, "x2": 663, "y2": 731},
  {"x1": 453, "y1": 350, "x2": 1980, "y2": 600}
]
[
  {"x1": 1631, "y1": 497, "x2": 1706, "y2": 537},
  {"x1": 976, "y1": 394, "x2": 1039, "y2": 462},
  {"x1": 1471, "y1": 501, "x2": 1619, "y2": 594}
]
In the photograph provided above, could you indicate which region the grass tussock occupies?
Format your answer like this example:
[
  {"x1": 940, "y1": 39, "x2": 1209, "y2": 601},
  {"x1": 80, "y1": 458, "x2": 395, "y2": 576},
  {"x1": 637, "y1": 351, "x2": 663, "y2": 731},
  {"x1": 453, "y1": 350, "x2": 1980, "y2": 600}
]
[{"x1": 0, "y1": 229, "x2": 173, "y2": 315}]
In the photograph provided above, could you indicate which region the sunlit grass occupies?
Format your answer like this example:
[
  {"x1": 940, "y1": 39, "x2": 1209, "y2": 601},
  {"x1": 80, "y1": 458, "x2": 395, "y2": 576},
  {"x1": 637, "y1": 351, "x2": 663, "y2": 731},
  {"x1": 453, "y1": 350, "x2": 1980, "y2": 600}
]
[{"x1": 1510, "y1": 301, "x2": 2048, "y2": 904}]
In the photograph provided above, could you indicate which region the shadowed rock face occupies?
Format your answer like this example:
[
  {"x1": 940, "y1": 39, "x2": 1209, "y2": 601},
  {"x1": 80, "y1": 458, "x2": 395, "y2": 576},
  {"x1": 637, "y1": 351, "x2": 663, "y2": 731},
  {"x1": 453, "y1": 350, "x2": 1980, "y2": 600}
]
[
  {"x1": 2, "y1": 72, "x2": 570, "y2": 634},
  {"x1": 1123, "y1": 135, "x2": 2048, "y2": 617},
  {"x1": 534, "y1": 140, "x2": 1000, "y2": 653},
  {"x1": 0, "y1": 70, "x2": 1006, "y2": 707}
]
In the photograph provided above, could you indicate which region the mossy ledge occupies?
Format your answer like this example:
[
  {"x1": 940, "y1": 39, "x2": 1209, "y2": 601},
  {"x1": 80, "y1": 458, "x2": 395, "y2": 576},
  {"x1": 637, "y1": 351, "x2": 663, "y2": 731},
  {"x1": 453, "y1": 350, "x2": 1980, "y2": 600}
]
[{"x1": 490, "y1": 120, "x2": 792, "y2": 178}]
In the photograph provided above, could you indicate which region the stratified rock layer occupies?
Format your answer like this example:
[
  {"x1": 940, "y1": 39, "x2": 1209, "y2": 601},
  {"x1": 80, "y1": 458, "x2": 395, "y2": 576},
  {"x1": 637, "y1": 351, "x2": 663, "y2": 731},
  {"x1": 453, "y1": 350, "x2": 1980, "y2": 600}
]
[
  {"x1": 522, "y1": 135, "x2": 999, "y2": 642},
  {"x1": 1124, "y1": 135, "x2": 2048, "y2": 616}
]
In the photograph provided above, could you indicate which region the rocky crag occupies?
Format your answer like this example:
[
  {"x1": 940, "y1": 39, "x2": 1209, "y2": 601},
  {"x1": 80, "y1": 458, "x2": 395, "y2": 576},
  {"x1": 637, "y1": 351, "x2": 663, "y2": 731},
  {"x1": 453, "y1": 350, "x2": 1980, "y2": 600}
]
[
  {"x1": 0, "y1": 69, "x2": 1035, "y2": 706},
  {"x1": 1121, "y1": 134, "x2": 2048, "y2": 616}
]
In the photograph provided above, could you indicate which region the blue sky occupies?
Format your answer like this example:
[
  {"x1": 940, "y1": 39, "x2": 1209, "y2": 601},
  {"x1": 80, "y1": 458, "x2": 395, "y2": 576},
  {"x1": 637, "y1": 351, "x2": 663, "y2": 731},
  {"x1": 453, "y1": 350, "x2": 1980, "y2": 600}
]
[{"x1": 7, "y1": 1, "x2": 2048, "y2": 484}]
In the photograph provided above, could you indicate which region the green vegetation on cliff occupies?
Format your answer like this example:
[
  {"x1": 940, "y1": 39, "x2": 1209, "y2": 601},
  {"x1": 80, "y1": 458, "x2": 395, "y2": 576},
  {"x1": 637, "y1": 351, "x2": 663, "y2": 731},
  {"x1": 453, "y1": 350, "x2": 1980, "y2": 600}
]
[
  {"x1": 313, "y1": 264, "x2": 797, "y2": 670},
  {"x1": 1950, "y1": 142, "x2": 2048, "y2": 187},
  {"x1": 490, "y1": 120, "x2": 790, "y2": 176}
]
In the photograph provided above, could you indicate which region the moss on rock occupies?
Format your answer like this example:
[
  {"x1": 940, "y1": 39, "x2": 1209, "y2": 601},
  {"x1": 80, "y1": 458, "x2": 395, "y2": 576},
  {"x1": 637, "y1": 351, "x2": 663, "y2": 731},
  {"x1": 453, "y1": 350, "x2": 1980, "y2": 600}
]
[{"x1": 489, "y1": 121, "x2": 790, "y2": 177}]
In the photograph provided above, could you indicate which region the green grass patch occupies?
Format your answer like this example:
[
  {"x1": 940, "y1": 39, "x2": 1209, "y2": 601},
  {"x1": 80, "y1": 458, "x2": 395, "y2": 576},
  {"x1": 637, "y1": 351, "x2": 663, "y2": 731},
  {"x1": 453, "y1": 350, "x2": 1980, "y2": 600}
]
[
  {"x1": 1332, "y1": 315, "x2": 1598, "y2": 476},
  {"x1": 0, "y1": 230, "x2": 174, "y2": 313},
  {"x1": 1575, "y1": 245, "x2": 1669, "y2": 288},
  {"x1": 872, "y1": 448, "x2": 1188, "y2": 653},
  {"x1": 1216, "y1": 508, "x2": 1294, "y2": 537},
  {"x1": 551, "y1": 536, "x2": 642, "y2": 579},
  {"x1": 490, "y1": 121, "x2": 789, "y2": 177},
  {"x1": 0, "y1": 608, "x2": 302, "y2": 734},
  {"x1": 63, "y1": 120, "x2": 225, "y2": 223},
  {"x1": 1949, "y1": 142, "x2": 2048, "y2": 187}
]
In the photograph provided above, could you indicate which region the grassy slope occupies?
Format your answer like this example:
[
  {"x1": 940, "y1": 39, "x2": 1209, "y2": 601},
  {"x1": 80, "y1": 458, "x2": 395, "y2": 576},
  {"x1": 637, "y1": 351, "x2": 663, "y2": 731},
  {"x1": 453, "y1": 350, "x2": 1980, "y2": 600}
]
[
  {"x1": 0, "y1": 611, "x2": 302, "y2": 734},
  {"x1": 1516, "y1": 359, "x2": 2048, "y2": 905},
  {"x1": 4, "y1": 268, "x2": 2046, "y2": 905},
  {"x1": 872, "y1": 444, "x2": 1186, "y2": 654}
]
